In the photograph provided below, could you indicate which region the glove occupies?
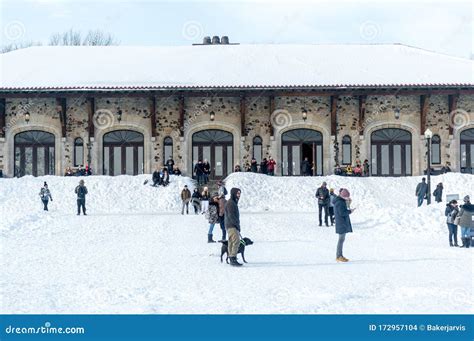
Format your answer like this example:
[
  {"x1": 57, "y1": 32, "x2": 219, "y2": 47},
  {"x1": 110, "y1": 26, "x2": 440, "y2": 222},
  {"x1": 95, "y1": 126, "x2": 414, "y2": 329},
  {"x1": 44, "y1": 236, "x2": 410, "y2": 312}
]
[{"x1": 50, "y1": 198, "x2": 53, "y2": 201}]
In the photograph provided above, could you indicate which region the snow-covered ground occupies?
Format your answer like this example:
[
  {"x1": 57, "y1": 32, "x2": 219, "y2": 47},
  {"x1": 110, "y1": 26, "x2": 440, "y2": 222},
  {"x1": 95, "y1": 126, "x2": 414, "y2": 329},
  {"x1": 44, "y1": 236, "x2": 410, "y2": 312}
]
[{"x1": 0, "y1": 173, "x2": 472, "y2": 314}]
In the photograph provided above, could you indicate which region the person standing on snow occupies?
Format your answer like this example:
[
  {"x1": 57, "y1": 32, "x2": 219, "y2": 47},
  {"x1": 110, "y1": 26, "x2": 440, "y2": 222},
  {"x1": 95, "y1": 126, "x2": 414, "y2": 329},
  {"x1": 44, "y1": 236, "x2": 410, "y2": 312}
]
[
  {"x1": 457, "y1": 195, "x2": 474, "y2": 248},
  {"x1": 445, "y1": 200, "x2": 459, "y2": 247},
  {"x1": 301, "y1": 157, "x2": 311, "y2": 176},
  {"x1": 165, "y1": 157, "x2": 175, "y2": 174},
  {"x1": 225, "y1": 188, "x2": 243, "y2": 266},
  {"x1": 329, "y1": 188, "x2": 337, "y2": 226},
  {"x1": 206, "y1": 192, "x2": 220, "y2": 243},
  {"x1": 415, "y1": 177, "x2": 429, "y2": 207},
  {"x1": 191, "y1": 188, "x2": 202, "y2": 214},
  {"x1": 75, "y1": 179, "x2": 88, "y2": 215},
  {"x1": 201, "y1": 186, "x2": 210, "y2": 214},
  {"x1": 334, "y1": 188, "x2": 355, "y2": 262},
  {"x1": 180, "y1": 185, "x2": 191, "y2": 215},
  {"x1": 433, "y1": 183, "x2": 443, "y2": 203},
  {"x1": 217, "y1": 181, "x2": 228, "y2": 240},
  {"x1": 267, "y1": 157, "x2": 276, "y2": 176},
  {"x1": 315, "y1": 181, "x2": 330, "y2": 226},
  {"x1": 39, "y1": 182, "x2": 53, "y2": 211}
]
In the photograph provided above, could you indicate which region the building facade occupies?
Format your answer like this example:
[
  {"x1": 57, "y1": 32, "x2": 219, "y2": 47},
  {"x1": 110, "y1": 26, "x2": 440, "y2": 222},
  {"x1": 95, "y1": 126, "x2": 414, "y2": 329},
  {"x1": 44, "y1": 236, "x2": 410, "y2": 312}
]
[{"x1": 0, "y1": 44, "x2": 473, "y2": 178}]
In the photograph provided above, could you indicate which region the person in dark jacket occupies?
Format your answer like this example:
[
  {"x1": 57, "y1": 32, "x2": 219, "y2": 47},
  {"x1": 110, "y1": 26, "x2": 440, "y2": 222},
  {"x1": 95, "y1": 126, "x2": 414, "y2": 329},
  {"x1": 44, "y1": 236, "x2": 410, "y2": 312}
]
[
  {"x1": 181, "y1": 185, "x2": 191, "y2": 215},
  {"x1": 445, "y1": 200, "x2": 459, "y2": 247},
  {"x1": 202, "y1": 159, "x2": 211, "y2": 184},
  {"x1": 362, "y1": 159, "x2": 370, "y2": 176},
  {"x1": 415, "y1": 178, "x2": 429, "y2": 207},
  {"x1": 260, "y1": 158, "x2": 268, "y2": 175},
  {"x1": 191, "y1": 188, "x2": 202, "y2": 214},
  {"x1": 301, "y1": 157, "x2": 311, "y2": 176},
  {"x1": 457, "y1": 195, "x2": 474, "y2": 248},
  {"x1": 75, "y1": 179, "x2": 88, "y2": 215},
  {"x1": 217, "y1": 181, "x2": 228, "y2": 240},
  {"x1": 225, "y1": 188, "x2": 242, "y2": 266},
  {"x1": 315, "y1": 182, "x2": 330, "y2": 226},
  {"x1": 39, "y1": 182, "x2": 53, "y2": 211},
  {"x1": 152, "y1": 167, "x2": 161, "y2": 187},
  {"x1": 433, "y1": 183, "x2": 443, "y2": 203},
  {"x1": 250, "y1": 158, "x2": 258, "y2": 173},
  {"x1": 194, "y1": 160, "x2": 205, "y2": 186},
  {"x1": 160, "y1": 168, "x2": 170, "y2": 187},
  {"x1": 172, "y1": 166, "x2": 182, "y2": 176},
  {"x1": 334, "y1": 188, "x2": 355, "y2": 262},
  {"x1": 165, "y1": 157, "x2": 175, "y2": 173},
  {"x1": 329, "y1": 188, "x2": 337, "y2": 226},
  {"x1": 206, "y1": 192, "x2": 220, "y2": 243}
]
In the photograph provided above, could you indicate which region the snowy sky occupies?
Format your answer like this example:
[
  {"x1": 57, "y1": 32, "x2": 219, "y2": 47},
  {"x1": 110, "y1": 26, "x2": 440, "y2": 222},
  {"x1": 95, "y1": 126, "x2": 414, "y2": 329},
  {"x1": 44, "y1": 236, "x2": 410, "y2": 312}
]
[{"x1": 0, "y1": 0, "x2": 472, "y2": 58}]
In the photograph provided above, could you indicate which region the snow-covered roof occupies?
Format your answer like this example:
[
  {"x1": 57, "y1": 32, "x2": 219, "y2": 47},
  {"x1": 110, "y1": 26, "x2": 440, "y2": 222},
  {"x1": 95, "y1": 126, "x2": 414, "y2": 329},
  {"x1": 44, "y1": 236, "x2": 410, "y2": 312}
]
[{"x1": 0, "y1": 44, "x2": 472, "y2": 91}]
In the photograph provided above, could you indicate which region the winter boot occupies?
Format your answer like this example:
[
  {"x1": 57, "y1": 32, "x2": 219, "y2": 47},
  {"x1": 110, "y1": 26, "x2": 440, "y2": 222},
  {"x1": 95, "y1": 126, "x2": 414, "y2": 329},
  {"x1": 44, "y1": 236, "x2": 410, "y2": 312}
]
[
  {"x1": 450, "y1": 241, "x2": 454, "y2": 247},
  {"x1": 207, "y1": 234, "x2": 216, "y2": 243},
  {"x1": 466, "y1": 238, "x2": 471, "y2": 248},
  {"x1": 229, "y1": 257, "x2": 242, "y2": 266},
  {"x1": 459, "y1": 238, "x2": 466, "y2": 248}
]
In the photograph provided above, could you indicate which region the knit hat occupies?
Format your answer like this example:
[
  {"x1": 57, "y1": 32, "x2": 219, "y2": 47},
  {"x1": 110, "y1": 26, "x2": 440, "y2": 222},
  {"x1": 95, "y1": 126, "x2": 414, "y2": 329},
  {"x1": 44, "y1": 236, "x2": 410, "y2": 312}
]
[
  {"x1": 340, "y1": 188, "x2": 351, "y2": 199},
  {"x1": 44, "y1": 182, "x2": 48, "y2": 187},
  {"x1": 79, "y1": 179, "x2": 85, "y2": 185},
  {"x1": 464, "y1": 195, "x2": 470, "y2": 203}
]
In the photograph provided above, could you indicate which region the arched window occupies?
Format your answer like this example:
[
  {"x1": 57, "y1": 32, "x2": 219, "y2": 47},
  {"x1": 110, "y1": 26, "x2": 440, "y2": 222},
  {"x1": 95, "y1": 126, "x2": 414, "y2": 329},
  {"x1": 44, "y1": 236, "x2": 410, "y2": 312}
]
[
  {"x1": 460, "y1": 128, "x2": 474, "y2": 173},
  {"x1": 342, "y1": 135, "x2": 352, "y2": 165},
  {"x1": 163, "y1": 136, "x2": 173, "y2": 162},
  {"x1": 431, "y1": 134, "x2": 441, "y2": 164},
  {"x1": 74, "y1": 138, "x2": 84, "y2": 167},
  {"x1": 253, "y1": 136, "x2": 262, "y2": 163}
]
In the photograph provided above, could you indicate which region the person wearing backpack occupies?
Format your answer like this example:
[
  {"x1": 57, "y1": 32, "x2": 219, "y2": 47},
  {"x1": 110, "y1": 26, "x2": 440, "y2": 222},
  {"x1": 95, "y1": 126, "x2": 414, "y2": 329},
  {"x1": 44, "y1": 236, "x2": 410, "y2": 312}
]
[
  {"x1": 456, "y1": 195, "x2": 474, "y2": 248},
  {"x1": 206, "y1": 192, "x2": 220, "y2": 243},
  {"x1": 39, "y1": 182, "x2": 53, "y2": 211},
  {"x1": 75, "y1": 179, "x2": 88, "y2": 215},
  {"x1": 445, "y1": 199, "x2": 459, "y2": 247}
]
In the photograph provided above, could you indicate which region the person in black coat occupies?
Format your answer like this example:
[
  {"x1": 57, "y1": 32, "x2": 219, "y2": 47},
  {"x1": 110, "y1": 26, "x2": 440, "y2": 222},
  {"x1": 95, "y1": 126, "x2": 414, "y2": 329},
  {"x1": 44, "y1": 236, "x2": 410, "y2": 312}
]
[
  {"x1": 334, "y1": 188, "x2": 355, "y2": 262},
  {"x1": 301, "y1": 157, "x2": 311, "y2": 176},
  {"x1": 202, "y1": 159, "x2": 211, "y2": 184},
  {"x1": 194, "y1": 160, "x2": 205, "y2": 186},
  {"x1": 152, "y1": 168, "x2": 161, "y2": 187},
  {"x1": 315, "y1": 182, "x2": 330, "y2": 226},
  {"x1": 160, "y1": 168, "x2": 170, "y2": 187},
  {"x1": 260, "y1": 158, "x2": 268, "y2": 175},
  {"x1": 165, "y1": 157, "x2": 175, "y2": 173},
  {"x1": 225, "y1": 188, "x2": 242, "y2": 266},
  {"x1": 250, "y1": 158, "x2": 258, "y2": 173},
  {"x1": 191, "y1": 188, "x2": 202, "y2": 214},
  {"x1": 433, "y1": 183, "x2": 443, "y2": 203}
]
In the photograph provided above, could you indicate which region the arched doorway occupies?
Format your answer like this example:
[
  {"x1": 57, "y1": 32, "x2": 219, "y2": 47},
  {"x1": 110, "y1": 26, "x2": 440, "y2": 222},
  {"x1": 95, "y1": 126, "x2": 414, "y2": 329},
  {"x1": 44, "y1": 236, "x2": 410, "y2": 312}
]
[
  {"x1": 460, "y1": 128, "x2": 474, "y2": 174},
  {"x1": 103, "y1": 130, "x2": 144, "y2": 175},
  {"x1": 371, "y1": 128, "x2": 412, "y2": 176},
  {"x1": 14, "y1": 130, "x2": 55, "y2": 177},
  {"x1": 282, "y1": 129, "x2": 323, "y2": 176},
  {"x1": 192, "y1": 129, "x2": 233, "y2": 179}
]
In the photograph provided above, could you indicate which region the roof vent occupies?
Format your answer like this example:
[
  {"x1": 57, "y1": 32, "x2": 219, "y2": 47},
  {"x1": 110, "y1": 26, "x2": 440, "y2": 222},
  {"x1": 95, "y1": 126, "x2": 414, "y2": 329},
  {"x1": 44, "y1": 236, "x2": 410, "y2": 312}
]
[
  {"x1": 211, "y1": 36, "x2": 221, "y2": 44},
  {"x1": 221, "y1": 36, "x2": 229, "y2": 44},
  {"x1": 202, "y1": 36, "x2": 211, "y2": 45}
]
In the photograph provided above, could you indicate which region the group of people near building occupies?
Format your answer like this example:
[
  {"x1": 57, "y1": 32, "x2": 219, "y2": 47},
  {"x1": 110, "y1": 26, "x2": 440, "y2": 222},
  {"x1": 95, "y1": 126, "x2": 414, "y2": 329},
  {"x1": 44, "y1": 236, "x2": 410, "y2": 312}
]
[
  {"x1": 334, "y1": 160, "x2": 370, "y2": 177},
  {"x1": 445, "y1": 196, "x2": 474, "y2": 248},
  {"x1": 65, "y1": 165, "x2": 93, "y2": 177},
  {"x1": 235, "y1": 157, "x2": 277, "y2": 175},
  {"x1": 39, "y1": 179, "x2": 88, "y2": 215}
]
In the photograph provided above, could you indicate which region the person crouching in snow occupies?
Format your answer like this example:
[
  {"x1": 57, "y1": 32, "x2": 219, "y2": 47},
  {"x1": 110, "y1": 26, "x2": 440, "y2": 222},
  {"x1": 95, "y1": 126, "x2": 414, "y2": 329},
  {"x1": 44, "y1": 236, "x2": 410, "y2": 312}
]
[
  {"x1": 39, "y1": 182, "x2": 53, "y2": 211},
  {"x1": 225, "y1": 188, "x2": 242, "y2": 266},
  {"x1": 75, "y1": 179, "x2": 88, "y2": 215},
  {"x1": 206, "y1": 192, "x2": 220, "y2": 243},
  {"x1": 201, "y1": 187, "x2": 210, "y2": 214},
  {"x1": 445, "y1": 199, "x2": 459, "y2": 247},
  {"x1": 334, "y1": 188, "x2": 355, "y2": 262},
  {"x1": 457, "y1": 195, "x2": 474, "y2": 248}
]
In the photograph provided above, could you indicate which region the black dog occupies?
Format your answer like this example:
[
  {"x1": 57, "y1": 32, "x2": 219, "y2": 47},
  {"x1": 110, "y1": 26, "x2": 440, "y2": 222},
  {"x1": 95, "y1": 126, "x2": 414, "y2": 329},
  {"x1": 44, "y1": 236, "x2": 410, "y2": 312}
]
[{"x1": 220, "y1": 237, "x2": 254, "y2": 264}]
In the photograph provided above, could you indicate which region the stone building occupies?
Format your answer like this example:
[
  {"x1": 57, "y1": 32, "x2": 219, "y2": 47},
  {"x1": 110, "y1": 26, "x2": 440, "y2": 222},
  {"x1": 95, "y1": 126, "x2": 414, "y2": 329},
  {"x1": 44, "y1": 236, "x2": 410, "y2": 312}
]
[{"x1": 0, "y1": 41, "x2": 473, "y2": 178}]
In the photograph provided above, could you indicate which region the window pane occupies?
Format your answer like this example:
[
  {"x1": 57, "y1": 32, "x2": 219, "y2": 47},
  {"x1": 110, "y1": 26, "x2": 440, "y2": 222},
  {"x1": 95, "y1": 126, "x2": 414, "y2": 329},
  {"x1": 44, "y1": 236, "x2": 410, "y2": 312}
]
[
  {"x1": 215, "y1": 146, "x2": 223, "y2": 176},
  {"x1": 75, "y1": 145, "x2": 84, "y2": 167},
  {"x1": 316, "y1": 145, "x2": 323, "y2": 175},
  {"x1": 37, "y1": 147, "x2": 45, "y2": 176},
  {"x1": 25, "y1": 147, "x2": 33, "y2": 176},
  {"x1": 15, "y1": 147, "x2": 21, "y2": 176},
  {"x1": 125, "y1": 147, "x2": 134, "y2": 175},
  {"x1": 114, "y1": 147, "x2": 122, "y2": 175},
  {"x1": 342, "y1": 144, "x2": 351, "y2": 165},
  {"x1": 193, "y1": 146, "x2": 199, "y2": 166},
  {"x1": 292, "y1": 145, "x2": 300, "y2": 175},
  {"x1": 282, "y1": 145, "x2": 288, "y2": 176},
  {"x1": 461, "y1": 144, "x2": 466, "y2": 167},
  {"x1": 405, "y1": 145, "x2": 412, "y2": 175},
  {"x1": 104, "y1": 147, "x2": 110, "y2": 175},
  {"x1": 138, "y1": 146, "x2": 144, "y2": 174},
  {"x1": 254, "y1": 145, "x2": 262, "y2": 163},
  {"x1": 470, "y1": 145, "x2": 474, "y2": 168},
  {"x1": 203, "y1": 146, "x2": 211, "y2": 164},
  {"x1": 371, "y1": 145, "x2": 377, "y2": 175},
  {"x1": 164, "y1": 145, "x2": 172, "y2": 162},
  {"x1": 381, "y1": 145, "x2": 389, "y2": 175},
  {"x1": 393, "y1": 145, "x2": 401, "y2": 175},
  {"x1": 227, "y1": 145, "x2": 233, "y2": 176},
  {"x1": 432, "y1": 142, "x2": 440, "y2": 164}
]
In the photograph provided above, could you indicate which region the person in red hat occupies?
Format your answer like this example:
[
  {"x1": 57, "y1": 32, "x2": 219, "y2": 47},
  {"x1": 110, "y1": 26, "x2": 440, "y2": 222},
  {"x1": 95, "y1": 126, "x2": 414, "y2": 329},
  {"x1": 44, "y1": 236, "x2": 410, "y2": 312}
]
[{"x1": 334, "y1": 188, "x2": 355, "y2": 262}]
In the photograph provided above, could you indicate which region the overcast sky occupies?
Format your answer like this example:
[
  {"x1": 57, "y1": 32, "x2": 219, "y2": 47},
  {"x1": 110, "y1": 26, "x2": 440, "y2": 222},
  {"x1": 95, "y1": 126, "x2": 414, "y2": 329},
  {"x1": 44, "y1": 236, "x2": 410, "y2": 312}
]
[{"x1": 1, "y1": 0, "x2": 472, "y2": 58}]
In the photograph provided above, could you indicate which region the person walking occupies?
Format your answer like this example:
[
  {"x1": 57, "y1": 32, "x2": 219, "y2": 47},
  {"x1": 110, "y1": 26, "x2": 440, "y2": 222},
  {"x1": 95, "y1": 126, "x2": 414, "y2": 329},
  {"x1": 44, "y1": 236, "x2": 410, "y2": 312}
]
[
  {"x1": 415, "y1": 177, "x2": 429, "y2": 207},
  {"x1": 445, "y1": 200, "x2": 459, "y2": 247},
  {"x1": 334, "y1": 188, "x2": 355, "y2": 262},
  {"x1": 201, "y1": 187, "x2": 210, "y2": 214},
  {"x1": 191, "y1": 188, "x2": 202, "y2": 214},
  {"x1": 206, "y1": 192, "x2": 220, "y2": 243},
  {"x1": 39, "y1": 182, "x2": 53, "y2": 211},
  {"x1": 180, "y1": 185, "x2": 191, "y2": 215},
  {"x1": 75, "y1": 179, "x2": 88, "y2": 215},
  {"x1": 457, "y1": 195, "x2": 474, "y2": 248},
  {"x1": 194, "y1": 160, "x2": 205, "y2": 186},
  {"x1": 433, "y1": 183, "x2": 443, "y2": 203},
  {"x1": 315, "y1": 182, "x2": 330, "y2": 226},
  {"x1": 203, "y1": 159, "x2": 211, "y2": 184},
  {"x1": 329, "y1": 188, "x2": 337, "y2": 226},
  {"x1": 217, "y1": 181, "x2": 228, "y2": 240},
  {"x1": 225, "y1": 188, "x2": 242, "y2": 266}
]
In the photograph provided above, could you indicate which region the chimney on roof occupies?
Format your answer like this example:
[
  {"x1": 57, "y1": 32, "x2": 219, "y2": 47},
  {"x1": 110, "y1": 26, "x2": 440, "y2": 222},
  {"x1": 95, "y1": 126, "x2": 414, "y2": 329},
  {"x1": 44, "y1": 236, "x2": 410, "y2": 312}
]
[
  {"x1": 202, "y1": 36, "x2": 211, "y2": 45},
  {"x1": 211, "y1": 36, "x2": 221, "y2": 44},
  {"x1": 221, "y1": 36, "x2": 229, "y2": 44}
]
